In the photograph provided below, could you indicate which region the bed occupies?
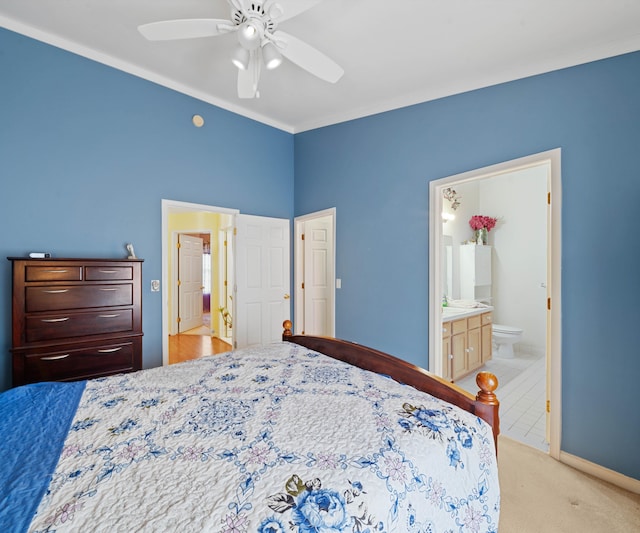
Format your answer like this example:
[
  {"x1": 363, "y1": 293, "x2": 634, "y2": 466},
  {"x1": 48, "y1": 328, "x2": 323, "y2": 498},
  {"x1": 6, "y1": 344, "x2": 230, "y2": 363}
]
[{"x1": 1, "y1": 322, "x2": 500, "y2": 532}]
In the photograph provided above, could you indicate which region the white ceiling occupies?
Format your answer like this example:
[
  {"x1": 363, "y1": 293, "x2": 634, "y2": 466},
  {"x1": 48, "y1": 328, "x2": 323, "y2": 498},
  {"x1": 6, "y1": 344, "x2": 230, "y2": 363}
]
[{"x1": 2, "y1": 0, "x2": 639, "y2": 133}]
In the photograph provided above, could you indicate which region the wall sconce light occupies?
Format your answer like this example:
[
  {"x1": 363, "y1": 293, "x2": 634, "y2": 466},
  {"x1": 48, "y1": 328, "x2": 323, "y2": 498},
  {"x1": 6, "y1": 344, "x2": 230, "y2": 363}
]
[{"x1": 443, "y1": 187, "x2": 461, "y2": 210}]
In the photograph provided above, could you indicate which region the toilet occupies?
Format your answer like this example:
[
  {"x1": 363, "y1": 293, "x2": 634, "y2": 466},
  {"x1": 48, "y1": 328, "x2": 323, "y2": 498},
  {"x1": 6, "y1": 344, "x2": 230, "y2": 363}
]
[{"x1": 492, "y1": 324, "x2": 523, "y2": 359}]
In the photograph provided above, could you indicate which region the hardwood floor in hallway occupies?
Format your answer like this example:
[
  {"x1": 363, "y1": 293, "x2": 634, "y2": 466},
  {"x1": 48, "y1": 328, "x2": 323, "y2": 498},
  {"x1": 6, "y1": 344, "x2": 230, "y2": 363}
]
[{"x1": 168, "y1": 334, "x2": 232, "y2": 364}]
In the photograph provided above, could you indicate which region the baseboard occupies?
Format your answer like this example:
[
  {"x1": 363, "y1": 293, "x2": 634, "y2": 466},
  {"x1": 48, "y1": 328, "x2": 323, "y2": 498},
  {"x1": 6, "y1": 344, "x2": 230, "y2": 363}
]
[{"x1": 559, "y1": 451, "x2": 640, "y2": 494}]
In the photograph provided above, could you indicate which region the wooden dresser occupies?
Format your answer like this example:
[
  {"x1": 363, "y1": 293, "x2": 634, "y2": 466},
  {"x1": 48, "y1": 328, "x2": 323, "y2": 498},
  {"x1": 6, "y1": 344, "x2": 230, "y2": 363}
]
[{"x1": 8, "y1": 257, "x2": 143, "y2": 386}]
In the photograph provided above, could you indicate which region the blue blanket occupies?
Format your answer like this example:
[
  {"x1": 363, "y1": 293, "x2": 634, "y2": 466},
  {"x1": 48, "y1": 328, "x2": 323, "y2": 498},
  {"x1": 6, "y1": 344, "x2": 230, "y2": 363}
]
[{"x1": 0, "y1": 381, "x2": 85, "y2": 533}]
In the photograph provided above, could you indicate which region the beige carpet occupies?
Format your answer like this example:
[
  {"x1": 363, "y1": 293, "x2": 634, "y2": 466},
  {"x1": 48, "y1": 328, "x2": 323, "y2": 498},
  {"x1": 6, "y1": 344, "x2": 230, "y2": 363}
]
[{"x1": 498, "y1": 436, "x2": 640, "y2": 532}]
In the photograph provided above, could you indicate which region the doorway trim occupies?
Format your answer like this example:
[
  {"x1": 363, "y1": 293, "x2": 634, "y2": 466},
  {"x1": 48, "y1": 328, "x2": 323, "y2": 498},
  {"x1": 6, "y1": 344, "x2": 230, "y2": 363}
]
[
  {"x1": 294, "y1": 208, "x2": 336, "y2": 337},
  {"x1": 161, "y1": 199, "x2": 239, "y2": 366},
  {"x1": 428, "y1": 149, "x2": 562, "y2": 459}
]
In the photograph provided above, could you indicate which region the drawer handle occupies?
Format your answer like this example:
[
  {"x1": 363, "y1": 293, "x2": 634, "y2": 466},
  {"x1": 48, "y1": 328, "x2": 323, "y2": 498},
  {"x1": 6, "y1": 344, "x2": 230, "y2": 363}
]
[
  {"x1": 98, "y1": 314, "x2": 120, "y2": 318},
  {"x1": 98, "y1": 347, "x2": 123, "y2": 353},
  {"x1": 40, "y1": 354, "x2": 70, "y2": 361},
  {"x1": 98, "y1": 270, "x2": 118, "y2": 273},
  {"x1": 42, "y1": 289, "x2": 69, "y2": 294},
  {"x1": 43, "y1": 269, "x2": 68, "y2": 274},
  {"x1": 100, "y1": 288, "x2": 118, "y2": 291},
  {"x1": 41, "y1": 317, "x2": 70, "y2": 323}
]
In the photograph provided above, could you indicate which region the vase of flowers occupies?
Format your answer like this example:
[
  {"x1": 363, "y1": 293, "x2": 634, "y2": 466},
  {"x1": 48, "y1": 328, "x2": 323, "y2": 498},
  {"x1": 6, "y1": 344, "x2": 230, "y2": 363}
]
[{"x1": 469, "y1": 215, "x2": 497, "y2": 245}]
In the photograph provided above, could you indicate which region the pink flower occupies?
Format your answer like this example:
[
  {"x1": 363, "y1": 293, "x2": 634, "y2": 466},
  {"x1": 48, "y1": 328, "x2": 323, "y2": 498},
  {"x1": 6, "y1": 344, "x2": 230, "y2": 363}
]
[
  {"x1": 222, "y1": 513, "x2": 248, "y2": 533},
  {"x1": 469, "y1": 215, "x2": 498, "y2": 231},
  {"x1": 316, "y1": 452, "x2": 339, "y2": 469}
]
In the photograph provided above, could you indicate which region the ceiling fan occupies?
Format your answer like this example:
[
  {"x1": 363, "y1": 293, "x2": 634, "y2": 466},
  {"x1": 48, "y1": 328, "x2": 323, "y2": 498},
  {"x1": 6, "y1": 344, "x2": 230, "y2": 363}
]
[{"x1": 138, "y1": 0, "x2": 344, "y2": 99}]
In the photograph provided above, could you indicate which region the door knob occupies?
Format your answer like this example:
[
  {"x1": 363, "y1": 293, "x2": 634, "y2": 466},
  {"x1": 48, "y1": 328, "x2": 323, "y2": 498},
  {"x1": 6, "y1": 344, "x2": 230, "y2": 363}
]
[{"x1": 284, "y1": 294, "x2": 290, "y2": 300}]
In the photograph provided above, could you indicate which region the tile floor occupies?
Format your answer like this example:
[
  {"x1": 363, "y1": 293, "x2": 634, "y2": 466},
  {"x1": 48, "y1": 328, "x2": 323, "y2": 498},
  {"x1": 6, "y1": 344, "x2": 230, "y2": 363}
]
[{"x1": 455, "y1": 352, "x2": 549, "y2": 452}]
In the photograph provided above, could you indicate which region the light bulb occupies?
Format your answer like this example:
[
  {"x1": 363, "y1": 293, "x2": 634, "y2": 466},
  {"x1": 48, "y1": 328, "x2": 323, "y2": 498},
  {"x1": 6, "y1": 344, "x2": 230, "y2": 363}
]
[
  {"x1": 242, "y1": 24, "x2": 256, "y2": 38},
  {"x1": 231, "y1": 46, "x2": 250, "y2": 70},
  {"x1": 238, "y1": 20, "x2": 262, "y2": 50},
  {"x1": 262, "y1": 42, "x2": 282, "y2": 70}
]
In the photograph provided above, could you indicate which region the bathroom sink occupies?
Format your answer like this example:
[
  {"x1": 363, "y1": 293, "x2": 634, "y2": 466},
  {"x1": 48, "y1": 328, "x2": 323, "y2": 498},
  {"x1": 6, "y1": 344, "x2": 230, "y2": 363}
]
[
  {"x1": 441, "y1": 305, "x2": 494, "y2": 320},
  {"x1": 441, "y1": 307, "x2": 470, "y2": 317}
]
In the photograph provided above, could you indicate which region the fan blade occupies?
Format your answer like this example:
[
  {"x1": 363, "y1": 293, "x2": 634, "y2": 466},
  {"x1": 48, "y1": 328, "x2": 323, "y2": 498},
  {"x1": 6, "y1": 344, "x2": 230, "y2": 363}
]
[
  {"x1": 237, "y1": 51, "x2": 261, "y2": 98},
  {"x1": 138, "y1": 19, "x2": 234, "y2": 41},
  {"x1": 272, "y1": 30, "x2": 343, "y2": 83},
  {"x1": 263, "y1": 0, "x2": 324, "y2": 23}
]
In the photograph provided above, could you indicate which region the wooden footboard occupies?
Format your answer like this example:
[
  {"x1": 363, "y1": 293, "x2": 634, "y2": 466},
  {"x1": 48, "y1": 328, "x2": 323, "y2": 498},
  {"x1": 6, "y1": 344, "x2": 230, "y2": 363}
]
[{"x1": 282, "y1": 320, "x2": 500, "y2": 450}]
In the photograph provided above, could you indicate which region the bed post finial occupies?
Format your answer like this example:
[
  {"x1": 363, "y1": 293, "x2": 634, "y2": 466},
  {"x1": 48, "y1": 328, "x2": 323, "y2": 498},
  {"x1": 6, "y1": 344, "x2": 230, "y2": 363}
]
[
  {"x1": 283, "y1": 320, "x2": 293, "y2": 339},
  {"x1": 475, "y1": 371, "x2": 500, "y2": 452},
  {"x1": 476, "y1": 371, "x2": 499, "y2": 405}
]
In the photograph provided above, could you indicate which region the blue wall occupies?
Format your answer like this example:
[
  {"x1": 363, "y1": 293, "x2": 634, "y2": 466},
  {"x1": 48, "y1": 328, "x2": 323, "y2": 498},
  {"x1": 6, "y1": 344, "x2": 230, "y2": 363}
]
[
  {"x1": 0, "y1": 28, "x2": 294, "y2": 389},
  {"x1": 294, "y1": 52, "x2": 640, "y2": 480},
  {"x1": 2, "y1": 25, "x2": 639, "y2": 481}
]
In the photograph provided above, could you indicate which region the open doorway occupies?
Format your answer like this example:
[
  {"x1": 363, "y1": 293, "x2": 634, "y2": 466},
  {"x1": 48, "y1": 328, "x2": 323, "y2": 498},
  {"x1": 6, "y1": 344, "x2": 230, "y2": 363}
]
[
  {"x1": 162, "y1": 200, "x2": 237, "y2": 365},
  {"x1": 170, "y1": 231, "x2": 232, "y2": 362},
  {"x1": 428, "y1": 149, "x2": 562, "y2": 458},
  {"x1": 162, "y1": 200, "x2": 292, "y2": 365}
]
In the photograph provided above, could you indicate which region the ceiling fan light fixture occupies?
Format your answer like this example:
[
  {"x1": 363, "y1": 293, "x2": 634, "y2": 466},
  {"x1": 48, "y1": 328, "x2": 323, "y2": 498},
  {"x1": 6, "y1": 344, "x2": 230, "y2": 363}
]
[
  {"x1": 238, "y1": 20, "x2": 262, "y2": 49},
  {"x1": 262, "y1": 42, "x2": 282, "y2": 70},
  {"x1": 231, "y1": 45, "x2": 250, "y2": 70}
]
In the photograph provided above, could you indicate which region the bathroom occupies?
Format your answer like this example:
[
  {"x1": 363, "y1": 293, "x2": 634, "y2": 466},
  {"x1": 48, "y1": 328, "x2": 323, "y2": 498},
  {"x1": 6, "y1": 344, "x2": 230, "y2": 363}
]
[{"x1": 440, "y1": 165, "x2": 549, "y2": 450}]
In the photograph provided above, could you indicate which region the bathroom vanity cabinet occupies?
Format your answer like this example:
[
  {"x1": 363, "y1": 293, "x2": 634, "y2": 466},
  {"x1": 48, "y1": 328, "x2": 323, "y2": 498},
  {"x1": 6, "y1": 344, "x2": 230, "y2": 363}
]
[{"x1": 442, "y1": 311, "x2": 492, "y2": 381}]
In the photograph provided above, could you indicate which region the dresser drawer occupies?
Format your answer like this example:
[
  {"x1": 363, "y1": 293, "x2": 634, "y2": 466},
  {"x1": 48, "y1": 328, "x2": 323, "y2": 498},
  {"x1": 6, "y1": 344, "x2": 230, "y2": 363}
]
[
  {"x1": 23, "y1": 342, "x2": 136, "y2": 382},
  {"x1": 25, "y1": 265, "x2": 83, "y2": 282},
  {"x1": 85, "y1": 266, "x2": 133, "y2": 281},
  {"x1": 26, "y1": 309, "x2": 134, "y2": 342},
  {"x1": 26, "y1": 284, "x2": 133, "y2": 312}
]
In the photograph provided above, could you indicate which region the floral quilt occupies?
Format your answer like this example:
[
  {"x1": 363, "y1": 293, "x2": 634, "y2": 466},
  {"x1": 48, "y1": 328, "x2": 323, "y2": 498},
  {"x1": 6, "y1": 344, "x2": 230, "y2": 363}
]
[{"x1": 28, "y1": 342, "x2": 500, "y2": 532}]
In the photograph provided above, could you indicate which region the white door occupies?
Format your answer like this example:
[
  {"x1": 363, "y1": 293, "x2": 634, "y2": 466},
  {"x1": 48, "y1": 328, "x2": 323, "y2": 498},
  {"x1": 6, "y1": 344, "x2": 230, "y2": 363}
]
[
  {"x1": 235, "y1": 214, "x2": 290, "y2": 348},
  {"x1": 303, "y1": 216, "x2": 334, "y2": 335},
  {"x1": 294, "y1": 210, "x2": 336, "y2": 337},
  {"x1": 178, "y1": 234, "x2": 204, "y2": 332}
]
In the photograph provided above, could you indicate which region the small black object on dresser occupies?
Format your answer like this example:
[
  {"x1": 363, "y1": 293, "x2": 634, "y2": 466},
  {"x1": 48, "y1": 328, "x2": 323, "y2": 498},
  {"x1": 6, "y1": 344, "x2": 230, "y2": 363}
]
[{"x1": 8, "y1": 257, "x2": 143, "y2": 386}]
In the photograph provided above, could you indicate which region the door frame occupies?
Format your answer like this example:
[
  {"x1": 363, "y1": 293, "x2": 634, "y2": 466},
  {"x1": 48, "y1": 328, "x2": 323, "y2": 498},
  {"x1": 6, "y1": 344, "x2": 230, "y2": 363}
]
[
  {"x1": 161, "y1": 199, "x2": 239, "y2": 365},
  {"x1": 218, "y1": 225, "x2": 234, "y2": 344},
  {"x1": 428, "y1": 148, "x2": 562, "y2": 459},
  {"x1": 294, "y1": 208, "x2": 336, "y2": 337}
]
